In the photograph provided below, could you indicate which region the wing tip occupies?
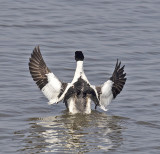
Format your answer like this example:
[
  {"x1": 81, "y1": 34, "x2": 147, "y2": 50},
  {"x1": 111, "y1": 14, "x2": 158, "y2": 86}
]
[
  {"x1": 29, "y1": 45, "x2": 50, "y2": 90},
  {"x1": 111, "y1": 59, "x2": 127, "y2": 98}
]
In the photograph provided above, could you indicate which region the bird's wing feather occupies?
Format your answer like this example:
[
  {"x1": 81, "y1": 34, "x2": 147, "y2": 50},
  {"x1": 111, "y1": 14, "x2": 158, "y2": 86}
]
[
  {"x1": 95, "y1": 59, "x2": 127, "y2": 111},
  {"x1": 29, "y1": 46, "x2": 67, "y2": 104}
]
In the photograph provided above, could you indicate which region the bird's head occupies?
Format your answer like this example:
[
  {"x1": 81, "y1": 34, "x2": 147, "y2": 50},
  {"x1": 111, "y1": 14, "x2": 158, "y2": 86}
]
[{"x1": 75, "y1": 51, "x2": 84, "y2": 61}]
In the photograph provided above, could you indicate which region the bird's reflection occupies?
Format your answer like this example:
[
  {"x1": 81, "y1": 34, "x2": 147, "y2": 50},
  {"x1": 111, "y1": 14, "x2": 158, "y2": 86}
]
[{"x1": 15, "y1": 110, "x2": 126, "y2": 153}]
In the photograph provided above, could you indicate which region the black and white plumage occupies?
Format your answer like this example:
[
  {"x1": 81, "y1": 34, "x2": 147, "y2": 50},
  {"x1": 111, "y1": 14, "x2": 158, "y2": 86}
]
[{"x1": 29, "y1": 46, "x2": 127, "y2": 114}]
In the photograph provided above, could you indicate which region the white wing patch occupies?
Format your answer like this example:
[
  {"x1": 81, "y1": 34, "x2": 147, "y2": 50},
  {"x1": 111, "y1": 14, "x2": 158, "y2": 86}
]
[
  {"x1": 99, "y1": 80, "x2": 114, "y2": 111},
  {"x1": 41, "y1": 73, "x2": 62, "y2": 105}
]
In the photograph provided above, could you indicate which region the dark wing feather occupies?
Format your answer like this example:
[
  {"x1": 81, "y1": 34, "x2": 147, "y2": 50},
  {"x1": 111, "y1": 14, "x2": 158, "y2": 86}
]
[
  {"x1": 29, "y1": 46, "x2": 68, "y2": 104},
  {"x1": 93, "y1": 59, "x2": 127, "y2": 111},
  {"x1": 110, "y1": 59, "x2": 127, "y2": 98},
  {"x1": 29, "y1": 46, "x2": 50, "y2": 90}
]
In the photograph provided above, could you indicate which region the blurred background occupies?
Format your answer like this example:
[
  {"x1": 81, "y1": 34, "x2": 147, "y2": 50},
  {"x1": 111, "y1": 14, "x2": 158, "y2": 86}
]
[{"x1": 0, "y1": 0, "x2": 160, "y2": 153}]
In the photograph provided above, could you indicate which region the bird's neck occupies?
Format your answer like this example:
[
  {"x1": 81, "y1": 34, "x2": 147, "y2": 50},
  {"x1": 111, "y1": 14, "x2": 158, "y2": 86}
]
[
  {"x1": 71, "y1": 61, "x2": 84, "y2": 83},
  {"x1": 76, "y1": 61, "x2": 84, "y2": 74}
]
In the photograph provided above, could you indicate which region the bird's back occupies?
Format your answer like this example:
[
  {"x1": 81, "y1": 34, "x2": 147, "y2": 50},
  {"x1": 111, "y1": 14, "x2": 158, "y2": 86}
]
[{"x1": 64, "y1": 78, "x2": 93, "y2": 114}]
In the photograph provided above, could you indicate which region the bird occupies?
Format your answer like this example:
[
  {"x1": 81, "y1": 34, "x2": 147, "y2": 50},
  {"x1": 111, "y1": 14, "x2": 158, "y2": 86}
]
[{"x1": 29, "y1": 46, "x2": 127, "y2": 114}]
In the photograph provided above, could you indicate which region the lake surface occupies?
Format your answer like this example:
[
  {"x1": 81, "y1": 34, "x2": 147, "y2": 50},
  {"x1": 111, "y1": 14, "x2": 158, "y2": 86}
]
[{"x1": 0, "y1": 0, "x2": 160, "y2": 153}]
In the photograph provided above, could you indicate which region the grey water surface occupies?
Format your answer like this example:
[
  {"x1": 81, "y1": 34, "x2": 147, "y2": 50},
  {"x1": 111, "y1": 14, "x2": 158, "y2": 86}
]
[{"x1": 0, "y1": 0, "x2": 160, "y2": 153}]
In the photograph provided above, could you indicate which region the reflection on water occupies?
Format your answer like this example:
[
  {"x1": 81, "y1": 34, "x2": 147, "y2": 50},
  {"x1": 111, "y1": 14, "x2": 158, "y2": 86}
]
[{"x1": 15, "y1": 111, "x2": 126, "y2": 153}]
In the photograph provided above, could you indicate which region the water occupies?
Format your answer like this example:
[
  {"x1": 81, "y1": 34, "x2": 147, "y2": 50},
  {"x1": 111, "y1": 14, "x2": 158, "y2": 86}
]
[{"x1": 0, "y1": 0, "x2": 160, "y2": 153}]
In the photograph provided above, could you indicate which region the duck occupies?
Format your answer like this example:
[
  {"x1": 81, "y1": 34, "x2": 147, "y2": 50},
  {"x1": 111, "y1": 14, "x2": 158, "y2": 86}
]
[{"x1": 29, "y1": 46, "x2": 127, "y2": 114}]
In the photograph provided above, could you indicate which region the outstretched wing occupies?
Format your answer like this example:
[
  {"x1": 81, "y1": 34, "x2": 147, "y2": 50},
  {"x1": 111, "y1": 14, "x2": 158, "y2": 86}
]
[
  {"x1": 110, "y1": 59, "x2": 127, "y2": 98},
  {"x1": 29, "y1": 46, "x2": 67, "y2": 104},
  {"x1": 95, "y1": 59, "x2": 127, "y2": 111}
]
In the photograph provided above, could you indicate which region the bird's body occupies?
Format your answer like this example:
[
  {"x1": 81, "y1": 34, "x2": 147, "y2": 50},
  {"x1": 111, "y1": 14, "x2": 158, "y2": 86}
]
[{"x1": 29, "y1": 46, "x2": 126, "y2": 114}]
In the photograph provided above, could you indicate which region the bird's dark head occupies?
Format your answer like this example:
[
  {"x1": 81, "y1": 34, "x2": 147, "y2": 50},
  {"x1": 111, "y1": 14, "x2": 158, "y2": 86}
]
[{"x1": 75, "y1": 51, "x2": 84, "y2": 61}]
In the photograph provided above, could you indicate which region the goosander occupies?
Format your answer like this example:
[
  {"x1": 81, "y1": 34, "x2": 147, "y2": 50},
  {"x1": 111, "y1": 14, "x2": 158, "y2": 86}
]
[{"x1": 29, "y1": 46, "x2": 126, "y2": 114}]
